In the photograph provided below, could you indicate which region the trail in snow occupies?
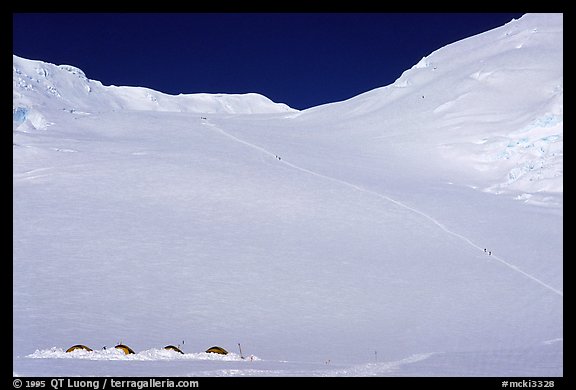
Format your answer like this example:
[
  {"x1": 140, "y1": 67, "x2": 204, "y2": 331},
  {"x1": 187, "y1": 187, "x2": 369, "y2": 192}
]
[{"x1": 203, "y1": 121, "x2": 563, "y2": 298}]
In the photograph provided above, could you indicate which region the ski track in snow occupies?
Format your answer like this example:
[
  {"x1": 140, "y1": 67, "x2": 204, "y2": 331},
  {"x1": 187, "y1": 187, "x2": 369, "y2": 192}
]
[{"x1": 204, "y1": 121, "x2": 563, "y2": 298}]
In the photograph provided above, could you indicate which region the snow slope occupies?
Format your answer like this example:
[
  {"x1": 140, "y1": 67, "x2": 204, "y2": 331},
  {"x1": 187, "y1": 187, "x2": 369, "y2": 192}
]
[
  {"x1": 13, "y1": 13, "x2": 562, "y2": 377},
  {"x1": 294, "y1": 12, "x2": 562, "y2": 205}
]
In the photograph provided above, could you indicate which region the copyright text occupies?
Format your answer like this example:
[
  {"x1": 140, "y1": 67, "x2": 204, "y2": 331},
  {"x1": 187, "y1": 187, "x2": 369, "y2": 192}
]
[{"x1": 12, "y1": 379, "x2": 199, "y2": 390}]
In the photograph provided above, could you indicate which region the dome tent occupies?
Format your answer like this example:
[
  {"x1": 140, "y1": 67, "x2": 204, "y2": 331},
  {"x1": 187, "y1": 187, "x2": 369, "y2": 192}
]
[
  {"x1": 65, "y1": 344, "x2": 92, "y2": 353},
  {"x1": 205, "y1": 346, "x2": 228, "y2": 355},
  {"x1": 115, "y1": 344, "x2": 135, "y2": 355},
  {"x1": 164, "y1": 345, "x2": 184, "y2": 354}
]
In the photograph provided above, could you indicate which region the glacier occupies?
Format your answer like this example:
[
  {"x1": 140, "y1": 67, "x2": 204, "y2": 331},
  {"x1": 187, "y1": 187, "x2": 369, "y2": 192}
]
[{"x1": 13, "y1": 13, "x2": 562, "y2": 377}]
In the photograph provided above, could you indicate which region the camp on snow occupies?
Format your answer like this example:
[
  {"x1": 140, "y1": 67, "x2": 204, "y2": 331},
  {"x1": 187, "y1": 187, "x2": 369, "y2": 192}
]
[{"x1": 65, "y1": 343, "x2": 229, "y2": 355}]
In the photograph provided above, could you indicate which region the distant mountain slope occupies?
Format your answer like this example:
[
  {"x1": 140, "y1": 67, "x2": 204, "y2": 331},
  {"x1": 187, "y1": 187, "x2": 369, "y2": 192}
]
[
  {"x1": 13, "y1": 54, "x2": 296, "y2": 130},
  {"x1": 296, "y1": 13, "x2": 562, "y2": 203}
]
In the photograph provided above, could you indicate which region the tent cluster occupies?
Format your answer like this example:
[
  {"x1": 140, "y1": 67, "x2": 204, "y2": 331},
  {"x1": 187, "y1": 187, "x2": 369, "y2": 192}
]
[{"x1": 65, "y1": 343, "x2": 228, "y2": 355}]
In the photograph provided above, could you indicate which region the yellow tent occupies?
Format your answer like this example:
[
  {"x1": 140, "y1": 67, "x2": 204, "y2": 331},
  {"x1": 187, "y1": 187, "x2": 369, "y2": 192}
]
[
  {"x1": 205, "y1": 346, "x2": 228, "y2": 355},
  {"x1": 164, "y1": 345, "x2": 184, "y2": 354},
  {"x1": 115, "y1": 344, "x2": 135, "y2": 355},
  {"x1": 65, "y1": 344, "x2": 93, "y2": 353}
]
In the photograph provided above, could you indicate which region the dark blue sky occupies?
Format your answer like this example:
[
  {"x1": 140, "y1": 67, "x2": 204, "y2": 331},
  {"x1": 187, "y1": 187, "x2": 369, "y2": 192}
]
[{"x1": 13, "y1": 13, "x2": 525, "y2": 110}]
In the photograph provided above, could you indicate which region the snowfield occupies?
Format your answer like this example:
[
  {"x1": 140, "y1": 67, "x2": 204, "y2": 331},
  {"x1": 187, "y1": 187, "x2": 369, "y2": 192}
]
[{"x1": 13, "y1": 13, "x2": 562, "y2": 377}]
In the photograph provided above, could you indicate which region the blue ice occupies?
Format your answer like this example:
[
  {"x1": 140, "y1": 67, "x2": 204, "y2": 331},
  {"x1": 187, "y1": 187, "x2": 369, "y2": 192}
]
[{"x1": 13, "y1": 107, "x2": 28, "y2": 124}]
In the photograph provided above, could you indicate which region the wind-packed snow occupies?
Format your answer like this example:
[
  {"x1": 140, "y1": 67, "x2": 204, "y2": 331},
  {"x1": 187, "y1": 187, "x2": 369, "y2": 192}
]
[{"x1": 13, "y1": 13, "x2": 562, "y2": 377}]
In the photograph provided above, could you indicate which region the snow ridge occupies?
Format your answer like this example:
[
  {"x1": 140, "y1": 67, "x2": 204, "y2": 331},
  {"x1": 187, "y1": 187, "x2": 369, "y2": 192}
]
[{"x1": 12, "y1": 54, "x2": 297, "y2": 122}]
